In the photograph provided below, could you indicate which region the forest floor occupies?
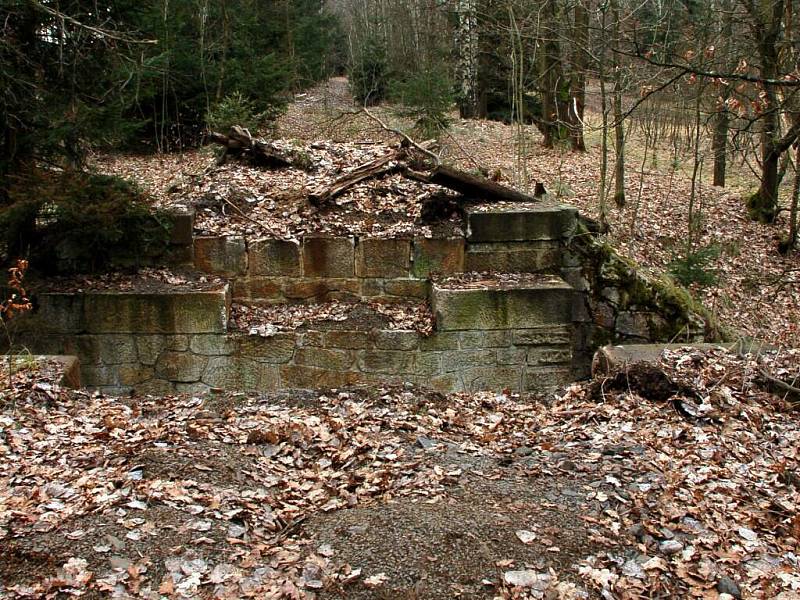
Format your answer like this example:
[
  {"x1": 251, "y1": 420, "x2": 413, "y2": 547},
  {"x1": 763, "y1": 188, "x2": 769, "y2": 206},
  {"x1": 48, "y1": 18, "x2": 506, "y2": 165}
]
[
  {"x1": 1, "y1": 348, "x2": 798, "y2": 599},
  {"x1": 95, "y1": 77, "x2": 800, "y2": 348}
]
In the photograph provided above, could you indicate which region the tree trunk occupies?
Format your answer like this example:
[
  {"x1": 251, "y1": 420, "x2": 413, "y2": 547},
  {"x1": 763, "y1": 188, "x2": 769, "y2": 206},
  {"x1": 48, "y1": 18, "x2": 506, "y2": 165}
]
[
  {"x1": 746, "y1": 0, "x2": 785, "y2": 223},
  {"x1": 570, "y1": 0, "x2": 588, "y2": 152},
  {"x1": 538, "y1": 0, "x2": 570, "y2": 148},
  {"x1": 712, "y1": 105, "x2": 729, "y2": 187},
  {"x1": 611, "y1": 0, "x2": 626, "y2": 207},
  {"x1": 787, "y1": 145, "x2": 800, "y2": 251},
  {"x1": 455, "y1": 0, "x2": 479, "y2": 119}
]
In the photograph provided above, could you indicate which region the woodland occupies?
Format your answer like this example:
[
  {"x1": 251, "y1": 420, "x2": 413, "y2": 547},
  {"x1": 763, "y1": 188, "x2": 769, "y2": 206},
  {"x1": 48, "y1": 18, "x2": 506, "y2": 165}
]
[{"x1": 1, "y1": 0, "x2": 800, "y2": 598}]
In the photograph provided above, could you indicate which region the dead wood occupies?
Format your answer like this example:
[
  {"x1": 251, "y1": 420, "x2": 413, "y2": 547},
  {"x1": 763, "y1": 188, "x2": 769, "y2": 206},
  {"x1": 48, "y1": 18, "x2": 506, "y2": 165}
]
[
  {"x1": 206, "y1": 126, "x2": 312, "y2": 170},
  {"x1": 757, "y1": 368, "x2": 800, "y2": 406},
  {"x1": 308, "y1": 149, "x2": 407, "y2": 206}
]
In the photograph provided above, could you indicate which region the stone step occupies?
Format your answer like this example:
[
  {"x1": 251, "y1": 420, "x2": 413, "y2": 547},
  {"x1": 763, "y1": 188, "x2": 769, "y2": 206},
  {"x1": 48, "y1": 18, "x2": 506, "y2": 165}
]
[
  {"x1": 31, "y1": 285, "x2": 231, "y2": 335},
  {"x1": 465, "y1": 240, "x2": 561, "y2": 273},
  {"x1": 465, "y1": 202, "x2": 577, "y2": 242},
  {"x1": 431, "y1": 274, "x2": 575, "y2": 331}
]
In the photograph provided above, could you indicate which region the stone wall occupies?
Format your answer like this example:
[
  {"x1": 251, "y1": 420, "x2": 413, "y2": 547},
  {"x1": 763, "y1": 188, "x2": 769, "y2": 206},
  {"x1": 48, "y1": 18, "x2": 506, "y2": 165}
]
[
  {"x1": 17, "y1": 306, "x2": 573, "y2": 396},
  {"x1": 10, "y1": 202, "x2": 724, "y2": 395}
]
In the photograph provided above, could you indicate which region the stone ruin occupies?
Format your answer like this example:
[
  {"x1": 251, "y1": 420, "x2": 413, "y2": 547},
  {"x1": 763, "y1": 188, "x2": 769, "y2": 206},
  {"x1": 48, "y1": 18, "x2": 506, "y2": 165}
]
[{"x1": 12, "y1": 201, "x2": 720, "y2": 395}]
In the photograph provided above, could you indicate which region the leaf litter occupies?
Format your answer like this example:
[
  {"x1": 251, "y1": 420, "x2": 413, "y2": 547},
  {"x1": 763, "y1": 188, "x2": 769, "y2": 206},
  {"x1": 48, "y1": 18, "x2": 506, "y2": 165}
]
[{"x1": 1, "y1": 346, "x2": 798, "y2": 598}]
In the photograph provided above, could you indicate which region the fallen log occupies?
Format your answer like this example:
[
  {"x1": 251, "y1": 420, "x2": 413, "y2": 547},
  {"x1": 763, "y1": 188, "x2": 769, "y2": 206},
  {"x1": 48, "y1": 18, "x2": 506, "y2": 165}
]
[
  {"x1": 308, "y1": 149, "x2": 406, "y2": 206},
  {"x1": 206, "y1": 126, "x2": 312, "y2": 170}
]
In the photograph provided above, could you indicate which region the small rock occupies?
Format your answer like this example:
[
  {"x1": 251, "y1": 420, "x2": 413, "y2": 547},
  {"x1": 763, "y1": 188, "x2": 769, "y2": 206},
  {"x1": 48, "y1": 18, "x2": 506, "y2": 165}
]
[
  {"x1": 627, "y1": 523, "x2": 645, "y2": 539},
  {"x1": 559, "y1": 460, "x2": 577, "y2": 472},
  {"x1": 415, "y1": 436, "x2": 436, "y2": 450},
  {"x1": 514, "y1": 446, "x2": 533, "y2": 457},
  {"x1": 717, "y1": 576, "x2": 742, "y2": 599},
  {"x1": 503, "y1": 570, "x2": 550, "y2": 588},
  {"x1": 659, "y1": 540, "x2": 683, "y2": 555}
]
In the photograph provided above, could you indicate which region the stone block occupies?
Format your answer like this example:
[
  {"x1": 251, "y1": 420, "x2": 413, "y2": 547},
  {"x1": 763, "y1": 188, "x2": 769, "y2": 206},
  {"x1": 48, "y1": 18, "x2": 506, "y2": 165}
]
[
  {"x1": 441, "y1": 350, "x2": 491, "y2": 372},
  {"x1": 356, "y1": 238, "x2": 411, "y2": 278},
  {"x1": 512, "y1": 326, "x2": 572, "y2": 346},
  {"x1": 412, "y1": 237, "x2": 465, "y2": 277},
  {"x1": 466, "y1": 204, "x2": 578, "y2": 242},
  {"x1": 136, "y1": 335, "x2": 166, "y2": 365},
  {"x1": 357, "y1": 350, "x2": 416, "y2": 374},
  {"x1": 616, "y1": 311, "x2": 650, "y2": 339},
  {"x1": 303, "y1": 236, "x2": 355, "y2": 278},
  {"x1": 249, "y1": 239, "x2": 301, "y2": 276},
  {"x1": 465, "y1": 241, "x2": 560, "y2": 273},
  {"x1": 374, "y1": 330, "x2": 419, "y2": 351},
  {"x1": 155, "y1": 351, "x2": 208, "y2": 383},
  {"x1": 419, "y1": 332, "x2": 460, "y2": 351},
  {"x1": 165, "y1": 335, "x2": 190, "y2": 351},
  {"x1": 164, "y1": 244, "x2": 194, "y2": 266},
  {"x1": 294, "y1": 347, "x2": 354, "y2": 370},
  {"x1": 432, "y1": 278, "x2": 574, "y2": 331},
  {"x1": 427, "y1": 373, "x2": 460, "y2": 393},
  {"x1": 324, "y1": 331, "x2": 372, "y2": 349},
  {"x1": 189, "y1": 334, "x2": 234, "y2": 356},
  {"x1": 81, "y1": 364, "x2": 120, "y2": 387},
  {"x1": 136, "y1": 379, "x2": 176, "y2": 396},
  {"x1": 233, "y1": 277, "x2": 284, "y2": 303},
  {"x1": 118, "y1": 364, "x2": 155, "y2": 386},
  {"x1": 35, "y1": 294, "x2": 86, "y2": 333},
  {"x1": 235, "y1": 334, "x2": 297, "y2": 363},
  {"x1": 460, "y1": 330, "x2": 512, "y2": 348},
  {"x1": 459, "y1": 367, "x2": 521, "y2": 393},
  {"x1": 361, "y1": 279, "x2": 384, "y2": 297},
  {"x1": 414, "y1": 353, "x2": 442, "y2": 376},
  {"x1": 527, "y1": 347, "x2": 572, "y2": 366},
  {"x1": 299, "y1": 330, "x2": 325, "y2": 347},
  {"x1": 383, "y1": 279, "x2": 428, "y2": 299},
  {"x1": 561, "y1": 267, "x2": 590, "y2": 291},
  {"x1": 496, "y1": 347, "x2": 527, "y2": 365},
  {"x1": 522, "y1": 367, "x2": 573, "y2": 391},
  {"x1": 166, "y1": 206, "x2": 195, "y2": 246},
  {"x1": 279, "y1": 365, "x2": 362, "y2": 389},
  {"x1": 202, "y1": 356, "x2": 279, "y2": 391},
  {"x1": 591, "y1": 301, "x2": 616, "y2": 329},
  {"x1": 84, "y1": 287, "x2": 230, "y2": 334},
  {"x1": 175, "y1": 382, "x2": 212, "y2": 395},
  {"x1": 194, "y1": 236, "x2": 247, "y2": 275},
  {"x1": 283, "y1": 278, "x2": 361, "y2": 303}
]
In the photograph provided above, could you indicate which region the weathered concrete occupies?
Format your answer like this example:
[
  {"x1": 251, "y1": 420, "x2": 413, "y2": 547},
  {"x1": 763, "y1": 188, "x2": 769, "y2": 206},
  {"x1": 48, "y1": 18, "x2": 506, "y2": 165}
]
[
  {"x1": 466, "y1": 204, "x2": 577, "y2": 242},
  {"x1": 431, "y1": 277, "x2": 574, "y2": 330}
]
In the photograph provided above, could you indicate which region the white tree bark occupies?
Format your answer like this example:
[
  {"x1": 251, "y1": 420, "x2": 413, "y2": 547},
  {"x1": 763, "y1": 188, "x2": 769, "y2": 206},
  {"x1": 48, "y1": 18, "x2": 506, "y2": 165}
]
[{"x1": 455, "y1": 0, "x2": 478, "y2": 118}]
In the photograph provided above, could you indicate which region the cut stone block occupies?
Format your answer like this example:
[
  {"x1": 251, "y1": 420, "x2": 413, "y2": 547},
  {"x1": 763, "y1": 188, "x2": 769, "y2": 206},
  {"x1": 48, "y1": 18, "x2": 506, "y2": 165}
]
[
  {"x1": 303, "y1": 236, "x2": 355, "y2": 278},
  {"x1": 155, "y1": 352, "x2": 209, "y2": 383},
  {"x1": 356, "y1": 238, "x2": 412, "y2": 278},
  {"x1": 249, "y1": 239, "x2": 301, "y2": 276},
  {"x1": 383, "y1": 279, "x2": 428, "y2": 299},
  {"x1": 522, "y1": 366, "x2": 573, "y2": 391},
  {"x1": 78, "y1": 286, "x2": 230, "y2": 334},
  {"x1": 166, "y1": 206, "x2": 195, "y2": 246},
  {"x1": 432, "y1": 276, "x2": 574, "y2": 331},
  {"x1": 235, "y1": 334, "x2": 297, "y2": 364},
  {"x1": 465, "y1": 241, "x2": 560, "y2": 273},
  {"x1": 4, "y1": 355, "x2": 82, "y2": 388},
  {"x1": 202, "y1": 356, "x2": 279, "y2": 390},
  {"x1": 466, "y1": 203, "x2": 577, "y2": 242},
  {"x1": 194, "y1": 236, "x2": 247, "y2": 275},
  {"x1": 412, "y1": 237, "x2": 465, "y2": 277}
]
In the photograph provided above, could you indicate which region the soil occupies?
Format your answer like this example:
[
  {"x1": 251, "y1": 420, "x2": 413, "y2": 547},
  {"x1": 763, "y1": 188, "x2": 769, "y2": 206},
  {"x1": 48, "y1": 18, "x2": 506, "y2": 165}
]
[
  {"x1": 1, "y1": 348, "x2": 799, "y2": 598},
  {"x1": 37, "y1": 268, "x2": 226, "y2": 294}
]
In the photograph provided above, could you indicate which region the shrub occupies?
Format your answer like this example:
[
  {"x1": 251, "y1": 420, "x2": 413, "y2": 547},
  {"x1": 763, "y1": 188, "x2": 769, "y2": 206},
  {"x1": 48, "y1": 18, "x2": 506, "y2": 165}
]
[
  {"x1": 667, "y1": 243, "x2": 721, "y2": 287},
  {"x1": 391, "y1": 66, "x2": 454, "y2": 139},
  {"x1": 1, "y1": 169, "x2": 171, "y2": 273},
  {"x1": 206, "y1": 92, "x2": 272, "y2": 134},
  {"x1": 350, "y1": 36, "x2": 390, "y2": 106}
]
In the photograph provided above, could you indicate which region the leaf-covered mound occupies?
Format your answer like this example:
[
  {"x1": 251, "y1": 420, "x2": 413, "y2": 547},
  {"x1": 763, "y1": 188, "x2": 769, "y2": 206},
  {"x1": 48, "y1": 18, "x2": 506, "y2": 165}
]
[{"x1": 0, "y1": 348, "x2": 797, "y2": 598}]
